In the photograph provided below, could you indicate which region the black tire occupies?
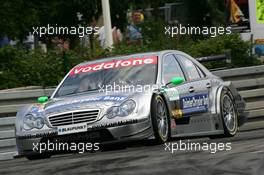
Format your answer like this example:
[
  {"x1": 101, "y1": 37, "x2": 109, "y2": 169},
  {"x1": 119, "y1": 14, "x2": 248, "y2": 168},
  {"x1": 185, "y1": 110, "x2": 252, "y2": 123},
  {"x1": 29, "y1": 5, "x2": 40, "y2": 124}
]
[
  {"x1": 220, "y1": 89, "x2": 238, "y2": 137},
  {"x1": 26, "y1": 153, "x2": 51, "y2": 160},
  {"x1": 151, "y1": 95, "x2": 170, "y2": 144}
]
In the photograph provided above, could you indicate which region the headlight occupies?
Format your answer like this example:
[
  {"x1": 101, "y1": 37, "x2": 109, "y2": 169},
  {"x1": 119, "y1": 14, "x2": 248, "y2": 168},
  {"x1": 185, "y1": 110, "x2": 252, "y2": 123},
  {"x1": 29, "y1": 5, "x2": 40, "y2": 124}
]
[
  {"x1": 23, "y1": 114, "x2": 44, "y2": 130},
  {"x1": 105, "y1": 99, "x2": 136, "y2": 119}
]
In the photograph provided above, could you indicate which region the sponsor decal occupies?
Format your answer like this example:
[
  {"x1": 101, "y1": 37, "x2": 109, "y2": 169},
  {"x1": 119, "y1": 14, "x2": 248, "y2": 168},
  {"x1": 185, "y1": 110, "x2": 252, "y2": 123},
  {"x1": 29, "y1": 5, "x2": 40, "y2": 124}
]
[
  {"x1": 46, "y1": 95, "x2": 127, "y2": 109},
  {"x1": 17, "y1": 131, "x2": 57, "y2": 139},
  {"x1": 255, "y1": 39, "x2": 264, "y2": 56},
  {"x1": 87, "y1": 119, "x2": 138, "y2": 131},
  {"x1": 102, "y1": 95, "x2": 126, "y2": 101},
  {"x1": 180, "y1": 93, "x2": 209, "y2": 115},
  {"x1": 31, "y1": 104, "x2": 45, "y2": 113},
  {"x1": 163, "y1": 87, "x2": 180, "y2": 101},
  {"x1": 70, "y1": 56, "x2": 157, "y2": 75},
  {"x1": 57, "y1": 123, "x2": 87, "y2": 135},
  {"x1": 171, "y1": 120, "x2": 177, "y2": 128},
  {"x1": 171, "y1": 109, "x2": 183, "y2": 118},
  {"x1": 256, "y1": 0, "x2": 264, "y2": 24}
]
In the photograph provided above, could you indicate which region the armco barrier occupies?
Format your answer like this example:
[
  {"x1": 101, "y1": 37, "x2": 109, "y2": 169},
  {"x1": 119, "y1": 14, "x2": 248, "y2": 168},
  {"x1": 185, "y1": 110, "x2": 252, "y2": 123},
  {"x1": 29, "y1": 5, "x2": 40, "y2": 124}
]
[
  {"x1": 213, "y1": 65, "x2": 264, "y2": 123},
  {"x1": 0, "y1": 87, "x2": 54, "y2": 160},
  {"x1": 0, "y1": 65, "x2": 264, "y2": 159}
]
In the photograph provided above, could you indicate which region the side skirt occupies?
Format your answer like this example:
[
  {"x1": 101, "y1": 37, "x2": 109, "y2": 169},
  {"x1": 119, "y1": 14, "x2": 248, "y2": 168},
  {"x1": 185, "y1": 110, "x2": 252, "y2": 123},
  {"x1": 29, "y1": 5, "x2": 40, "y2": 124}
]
[{"x1": 170, "y1": 114, "x2": 224, "y2": 138}]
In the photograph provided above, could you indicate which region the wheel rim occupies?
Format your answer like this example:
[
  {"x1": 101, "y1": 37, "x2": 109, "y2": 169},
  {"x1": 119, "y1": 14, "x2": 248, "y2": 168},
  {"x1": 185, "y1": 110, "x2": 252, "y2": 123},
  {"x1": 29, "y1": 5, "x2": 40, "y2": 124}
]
[
  {"x1": 222, "y1": 95, "x2": 237, "y2": 132},
  {"x1": 156, "y1": 100, "x2": 168, "y2": 139}
]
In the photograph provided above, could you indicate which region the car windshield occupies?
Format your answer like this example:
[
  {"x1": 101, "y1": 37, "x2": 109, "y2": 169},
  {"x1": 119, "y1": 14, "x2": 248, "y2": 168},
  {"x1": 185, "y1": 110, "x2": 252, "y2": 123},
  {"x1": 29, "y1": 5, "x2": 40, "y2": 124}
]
[{"x1": 54, "y1": 55, "x2": 158, "y2": 97}]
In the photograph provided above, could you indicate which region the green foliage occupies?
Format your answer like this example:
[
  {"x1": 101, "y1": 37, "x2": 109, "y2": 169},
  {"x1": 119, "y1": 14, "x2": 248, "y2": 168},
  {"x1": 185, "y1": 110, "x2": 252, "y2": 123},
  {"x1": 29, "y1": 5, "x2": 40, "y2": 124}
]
[
  {"x1": 139, "y1": 20, "x2": 178, "y2": 50},
  {"x1": 179, "y1": 34, "x2": 261, "y2": 68},
  {"x1": 0, "y1": 47, "x2": 64, "y2": 89},
  {"x1": 0, "y1": 44, "x2": 147, "y2": 89},
  {"x1": 0, "y1": 0, "x2": 101, "y2": 40},
  {"x1": 0, "y1": 23, "x2": 261, "y2": 90},
  {"x1": 136, "y1": 20, "x2": 260, "y2": 69},
  {"x1": 0, "y1": 1, "x2": 261, "y2": 90}
]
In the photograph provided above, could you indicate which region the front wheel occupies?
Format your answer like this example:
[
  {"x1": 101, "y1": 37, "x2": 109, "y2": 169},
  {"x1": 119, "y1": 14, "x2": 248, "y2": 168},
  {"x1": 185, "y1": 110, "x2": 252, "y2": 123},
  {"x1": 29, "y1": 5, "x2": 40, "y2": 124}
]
[
  {"x1": 151, "y1": 95, "x2": 170, "y2": 144},
  {"x1": 220, "y1": 89, "x2": 238, "y2": 137}
]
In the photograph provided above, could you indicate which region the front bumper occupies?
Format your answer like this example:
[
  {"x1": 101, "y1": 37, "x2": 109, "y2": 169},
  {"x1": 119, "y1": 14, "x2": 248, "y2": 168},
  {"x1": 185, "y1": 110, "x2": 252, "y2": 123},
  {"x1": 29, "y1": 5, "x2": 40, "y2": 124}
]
[{"x1": 16, "y1": 117, "x2": 152, "y2": 156}]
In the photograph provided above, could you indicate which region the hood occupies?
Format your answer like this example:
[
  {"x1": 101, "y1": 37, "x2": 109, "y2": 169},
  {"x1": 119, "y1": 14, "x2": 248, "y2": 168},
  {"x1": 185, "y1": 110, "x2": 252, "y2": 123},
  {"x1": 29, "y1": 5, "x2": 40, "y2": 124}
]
[
  {"x1": 42, "y1": 90, "x2": 143, "y2": 115},
  {"x1": 16, "y1": 88, "x2": 153, "y2": 129}
]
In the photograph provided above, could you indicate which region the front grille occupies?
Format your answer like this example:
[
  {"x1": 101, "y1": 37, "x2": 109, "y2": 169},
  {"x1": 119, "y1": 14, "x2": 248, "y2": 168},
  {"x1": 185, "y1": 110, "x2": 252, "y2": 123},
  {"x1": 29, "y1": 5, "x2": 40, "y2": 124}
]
[{"x1": 48, "y1": 109, "x2": 100, "y2": 127}]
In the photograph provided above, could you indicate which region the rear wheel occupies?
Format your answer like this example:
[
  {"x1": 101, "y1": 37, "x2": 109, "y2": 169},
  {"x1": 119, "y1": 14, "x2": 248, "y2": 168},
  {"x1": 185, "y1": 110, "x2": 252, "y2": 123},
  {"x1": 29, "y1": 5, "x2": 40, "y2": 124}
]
[
  {"x1": 151, "y1": 95, "x2": 170, "y2": 144},
  {"x1": 220, "y1": 89, "x2": 238, "y2": 137}
]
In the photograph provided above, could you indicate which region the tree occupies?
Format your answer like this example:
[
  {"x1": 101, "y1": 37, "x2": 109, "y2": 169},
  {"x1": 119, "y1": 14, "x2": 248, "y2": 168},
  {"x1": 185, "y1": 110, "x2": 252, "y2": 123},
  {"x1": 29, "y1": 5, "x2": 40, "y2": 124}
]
[
  {"x1": 0, "y1": 0, "x2": 39, "y2": 40},
  {"x1": 0, "y1": 0, "x2": 100, "y2": 41},
  {"x1": 182, "y1": 0, "x2": 225, "y2": 27}
]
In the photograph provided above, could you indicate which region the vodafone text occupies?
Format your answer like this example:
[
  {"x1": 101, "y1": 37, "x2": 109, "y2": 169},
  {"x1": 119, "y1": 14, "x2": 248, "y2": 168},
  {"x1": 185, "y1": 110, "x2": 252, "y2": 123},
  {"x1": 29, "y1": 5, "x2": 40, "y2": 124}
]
[{"x1": 70, "y1": 56, "x2": 157, "y2": 75}]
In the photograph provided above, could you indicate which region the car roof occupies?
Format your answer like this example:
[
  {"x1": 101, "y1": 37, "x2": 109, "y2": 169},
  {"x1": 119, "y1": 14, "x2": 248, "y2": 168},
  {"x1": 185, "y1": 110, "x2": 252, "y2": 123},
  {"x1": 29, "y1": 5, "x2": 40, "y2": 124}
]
[
  {"x1": 74, "y1": 50, "x2": 213, "y2": 77},
  {"x1": 75, "y1": 50, "x2": 177, "y2": 67}
]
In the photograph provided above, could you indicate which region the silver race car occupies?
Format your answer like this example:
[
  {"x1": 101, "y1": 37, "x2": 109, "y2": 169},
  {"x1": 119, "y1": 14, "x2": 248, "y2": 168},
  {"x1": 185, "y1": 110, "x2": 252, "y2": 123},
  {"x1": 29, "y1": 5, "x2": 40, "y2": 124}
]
[{"x1": 15, "y1": 50, "x2": 247, "y2": 159}]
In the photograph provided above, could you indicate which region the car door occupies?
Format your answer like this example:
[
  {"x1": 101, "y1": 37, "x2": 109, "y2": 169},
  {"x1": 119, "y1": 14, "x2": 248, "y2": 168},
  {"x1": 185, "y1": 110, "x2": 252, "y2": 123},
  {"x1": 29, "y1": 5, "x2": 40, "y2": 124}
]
[
  {"x1": 160, "y1": 54, "x2": 189, "y2": 119},
  {"x1": 174, "y1": 54, "x2": 211, "y2": 117}
]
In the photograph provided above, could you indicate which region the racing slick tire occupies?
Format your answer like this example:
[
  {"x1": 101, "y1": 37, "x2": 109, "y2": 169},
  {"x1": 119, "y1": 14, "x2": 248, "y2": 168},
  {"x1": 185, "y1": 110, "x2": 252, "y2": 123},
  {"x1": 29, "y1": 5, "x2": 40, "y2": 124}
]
[
  {"x1": 220, "y1": 89, "x2": 238, "y2": 137},
  {"x1": 151, "y1": 95, "x2": 170, "y2": 144}
]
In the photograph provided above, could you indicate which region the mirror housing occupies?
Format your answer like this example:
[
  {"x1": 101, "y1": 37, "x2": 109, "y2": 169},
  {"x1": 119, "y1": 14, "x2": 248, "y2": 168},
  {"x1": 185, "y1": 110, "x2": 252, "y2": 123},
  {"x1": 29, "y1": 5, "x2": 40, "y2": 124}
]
[
  {"x1": 169, "y1": 77, "x2": 184, "y2": 86},
  {"x1": 38, "y1": 96, "x2": 48, "y2": 104}
]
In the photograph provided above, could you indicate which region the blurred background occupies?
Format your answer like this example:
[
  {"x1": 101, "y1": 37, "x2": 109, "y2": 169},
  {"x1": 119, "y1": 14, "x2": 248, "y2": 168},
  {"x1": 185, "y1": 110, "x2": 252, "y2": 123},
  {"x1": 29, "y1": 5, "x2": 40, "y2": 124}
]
[{"x1": 0, "y1": 0, "x2": 263, "y2": 89}]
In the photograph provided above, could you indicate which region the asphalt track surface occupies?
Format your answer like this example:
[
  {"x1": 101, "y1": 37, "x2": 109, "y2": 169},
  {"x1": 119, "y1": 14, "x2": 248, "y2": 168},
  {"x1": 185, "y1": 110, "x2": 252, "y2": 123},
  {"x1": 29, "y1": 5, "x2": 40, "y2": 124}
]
[{"x1": 0, "y1": 128, "x2": 263, "y2": 175}]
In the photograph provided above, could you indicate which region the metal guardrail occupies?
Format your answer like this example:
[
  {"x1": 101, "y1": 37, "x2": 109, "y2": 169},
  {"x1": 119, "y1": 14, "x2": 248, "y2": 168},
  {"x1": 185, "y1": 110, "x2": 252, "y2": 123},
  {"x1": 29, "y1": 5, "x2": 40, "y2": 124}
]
[
  {"x1": 0, "y1": 87, "x2": 54, "y2": 159},
  {"x1": 196, "y1": 52, "x2": 231, "y2": 64},
  {"x1": 0, "y1": 65, "x2": 264, "y2": 159},
  {"x1": 213, "y1": 65, "x2": 264, "y2": 124}
]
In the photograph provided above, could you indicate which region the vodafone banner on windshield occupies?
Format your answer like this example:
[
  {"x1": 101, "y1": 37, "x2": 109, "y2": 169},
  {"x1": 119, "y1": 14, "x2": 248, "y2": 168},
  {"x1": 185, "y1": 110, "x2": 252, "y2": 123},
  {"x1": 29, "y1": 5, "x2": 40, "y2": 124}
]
[{"x1": 70, "y1": 56, "x2": 157, "y2": 75}]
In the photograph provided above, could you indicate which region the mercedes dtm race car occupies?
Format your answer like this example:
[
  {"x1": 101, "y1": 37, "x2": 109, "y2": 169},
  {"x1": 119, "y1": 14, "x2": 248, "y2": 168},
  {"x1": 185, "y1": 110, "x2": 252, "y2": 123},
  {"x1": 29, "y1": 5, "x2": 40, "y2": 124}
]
[{"x1": 15, "y1": 50, "x2": 247, "y2": 159}]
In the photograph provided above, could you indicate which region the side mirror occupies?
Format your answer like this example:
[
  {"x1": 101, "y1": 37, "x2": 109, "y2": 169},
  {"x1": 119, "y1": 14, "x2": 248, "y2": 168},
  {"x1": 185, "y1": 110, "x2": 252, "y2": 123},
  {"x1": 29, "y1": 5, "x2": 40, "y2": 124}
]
[
  {"x1": 169, "y1": 77, "x2": 184, "y2": 86},
  {"x1": 38, "y1": 96, "x2": 48, "y2": 104}
]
